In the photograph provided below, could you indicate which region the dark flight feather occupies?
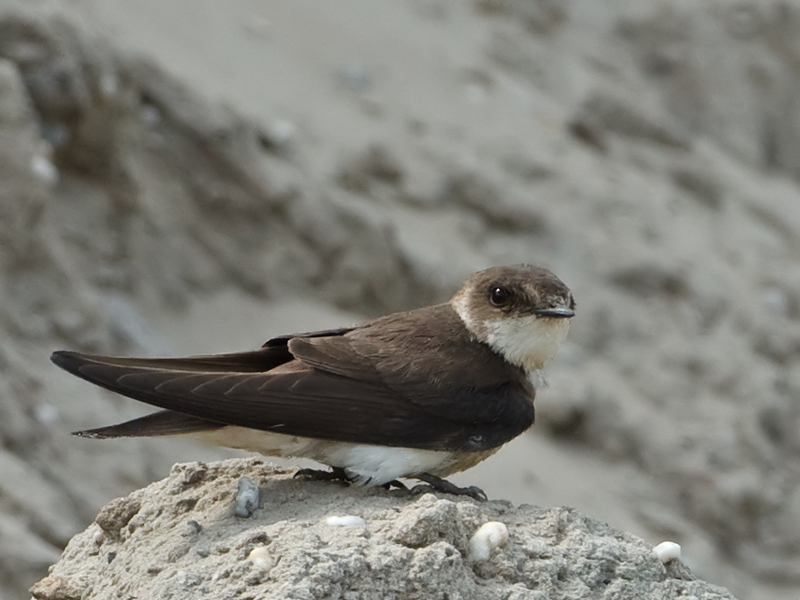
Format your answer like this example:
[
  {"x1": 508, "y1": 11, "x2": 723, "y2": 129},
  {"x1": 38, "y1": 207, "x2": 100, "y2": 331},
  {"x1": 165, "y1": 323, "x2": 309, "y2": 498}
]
[{"x1": 75, "y1": 410, "x2": 224, "y2": 438}]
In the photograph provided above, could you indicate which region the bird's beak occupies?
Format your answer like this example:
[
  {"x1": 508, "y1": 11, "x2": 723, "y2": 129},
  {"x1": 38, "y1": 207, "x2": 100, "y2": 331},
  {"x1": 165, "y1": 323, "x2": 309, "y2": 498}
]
[{"x1": 533, "y1": 307, "x2": 575, "y2": 318}]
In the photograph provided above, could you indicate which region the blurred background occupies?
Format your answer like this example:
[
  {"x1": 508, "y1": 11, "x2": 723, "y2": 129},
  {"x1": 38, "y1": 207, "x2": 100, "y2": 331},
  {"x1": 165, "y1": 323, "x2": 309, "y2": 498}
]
[{"x1": 1, "y1": 1, "x2": 799, "y2": 598}]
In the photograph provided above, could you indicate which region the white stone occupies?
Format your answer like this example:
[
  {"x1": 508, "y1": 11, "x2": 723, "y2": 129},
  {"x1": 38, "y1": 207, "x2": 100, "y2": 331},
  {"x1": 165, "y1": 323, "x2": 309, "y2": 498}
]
[
  {"x1": 248, "y1": 546, "x2": 273, "y2": 570},
  {"x1": 325, "y1": 515, "x2": 366, "y2": 527},
  {"x1": 653, "y1": 541, "x2": 681, "y2": 564},
  {"x1": 468, "y1": 521, "x2": 509, "y2": 562}
]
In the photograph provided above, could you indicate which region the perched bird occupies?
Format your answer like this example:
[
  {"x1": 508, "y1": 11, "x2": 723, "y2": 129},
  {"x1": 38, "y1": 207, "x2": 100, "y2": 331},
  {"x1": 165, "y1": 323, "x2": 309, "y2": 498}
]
[{"x1": 52, "y1": 264, "x2": 575, "y2": 500}]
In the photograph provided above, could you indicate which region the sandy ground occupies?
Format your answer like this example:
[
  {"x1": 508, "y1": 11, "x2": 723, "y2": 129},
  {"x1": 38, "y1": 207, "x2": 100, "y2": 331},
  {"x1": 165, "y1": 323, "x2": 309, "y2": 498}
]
[{"x1": 2, "y1": 1, "x2": 800, "y2": 599}]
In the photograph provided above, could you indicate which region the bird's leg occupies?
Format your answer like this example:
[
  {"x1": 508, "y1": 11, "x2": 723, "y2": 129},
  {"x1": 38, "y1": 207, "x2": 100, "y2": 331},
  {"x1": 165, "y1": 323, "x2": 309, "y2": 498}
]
[
  {"x1": 293, "y1": 466, "x2": 350, "y2": 483},
  {"x1": 410, "y1": 473, "x2": 488, "y2": 502}
]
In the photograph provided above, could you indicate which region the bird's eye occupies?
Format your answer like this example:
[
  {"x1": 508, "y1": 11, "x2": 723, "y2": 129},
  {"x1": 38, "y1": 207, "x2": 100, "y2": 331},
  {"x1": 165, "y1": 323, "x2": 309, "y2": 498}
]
[{"x1": 489, "y1": 285, "x2": 511, "y2": 307}]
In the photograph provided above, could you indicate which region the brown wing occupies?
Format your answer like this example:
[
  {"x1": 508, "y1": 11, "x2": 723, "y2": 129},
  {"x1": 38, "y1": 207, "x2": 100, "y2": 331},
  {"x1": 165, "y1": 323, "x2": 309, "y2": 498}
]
[{"x1": 52, "y1": 307, "x2": 535, "y2": 452}]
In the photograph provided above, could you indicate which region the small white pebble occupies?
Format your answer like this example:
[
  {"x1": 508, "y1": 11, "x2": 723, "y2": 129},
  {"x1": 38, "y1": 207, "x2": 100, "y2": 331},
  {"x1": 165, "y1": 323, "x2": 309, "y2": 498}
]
[
  {"x1": 248, "y1": 546, "x2": 273, "y2": 570},
  {"x1": 468, "y1": 521, "x2": 509, "y2": 562},
  {"x1": 654, "y1": 541, "x2": 682, "y2": 563},
  {"x1": 325, "y1": 515, "x2": 366, "y2": 527},
  {"x1": 30, "y1": 155, "x2": 59, "y2": 183}
]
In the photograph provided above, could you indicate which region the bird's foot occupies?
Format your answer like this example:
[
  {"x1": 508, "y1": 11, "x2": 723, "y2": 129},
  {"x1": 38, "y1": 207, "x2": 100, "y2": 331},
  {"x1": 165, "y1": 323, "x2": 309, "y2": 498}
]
[
  {"x1": 293, "y1": 466, "x2": 350, "y2": 484},
  {"x1": 383, "y1": 479, "x2": 408, "y2": 491},
  {"x1": 293, "y1": 469, "x2": 408, "y2": 493},
  {"x1": 410, "y1": 473, "x2": 488, "y2": 502}
]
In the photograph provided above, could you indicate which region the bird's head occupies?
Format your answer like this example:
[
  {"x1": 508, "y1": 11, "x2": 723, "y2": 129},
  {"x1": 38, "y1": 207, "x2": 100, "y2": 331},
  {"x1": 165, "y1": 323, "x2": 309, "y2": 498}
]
[{"x1": 451, "y1": 264, "x2": 575, "y2": 375}]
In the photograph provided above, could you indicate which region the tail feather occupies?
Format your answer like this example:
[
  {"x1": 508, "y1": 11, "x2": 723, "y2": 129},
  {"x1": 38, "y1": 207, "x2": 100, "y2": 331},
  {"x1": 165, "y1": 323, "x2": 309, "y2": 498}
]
[
  {"x1": 52, "y1": 348, "x2": 291, "y2": 440},
  {"x1": 74, "y1": 409, "x2": 224, "y2": 439}
]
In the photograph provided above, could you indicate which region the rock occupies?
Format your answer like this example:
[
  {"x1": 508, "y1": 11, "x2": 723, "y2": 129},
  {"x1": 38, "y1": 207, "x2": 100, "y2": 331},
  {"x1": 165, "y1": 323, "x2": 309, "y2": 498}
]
[
  {"x1": 233, "y1": 476, "x2": 260, "y2": 518},
  {"x1": 94, "y1": 496, "x2": 141, "y2": 540},
  {"x1": 30, "y1": 458, "x2": 738, "y2": 600}
]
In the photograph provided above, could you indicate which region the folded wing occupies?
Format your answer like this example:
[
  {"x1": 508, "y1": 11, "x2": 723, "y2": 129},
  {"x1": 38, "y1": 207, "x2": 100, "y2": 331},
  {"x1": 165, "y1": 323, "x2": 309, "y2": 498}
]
[{"x1": 52, "y1": 321, "x2": 534, "y2": 452}]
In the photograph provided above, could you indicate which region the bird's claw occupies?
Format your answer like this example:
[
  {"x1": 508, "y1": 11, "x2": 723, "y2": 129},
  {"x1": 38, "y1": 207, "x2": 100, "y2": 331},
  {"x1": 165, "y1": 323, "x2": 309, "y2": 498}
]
[
  {"x1": 411, "y1": 473, "x2": 488, "y2": 502},
  {"x1": 464, "y1": 486, "x2": 489, "y2": 502},
  {"x1": 293, "y1": 467, "x2": 350, "y2": 484}
]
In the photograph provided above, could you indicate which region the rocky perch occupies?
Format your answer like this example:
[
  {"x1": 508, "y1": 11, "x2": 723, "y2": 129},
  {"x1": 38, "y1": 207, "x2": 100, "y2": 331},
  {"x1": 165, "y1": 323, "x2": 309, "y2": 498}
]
[{"x1": 31, "y1": 458, "x2": 736, "y2": 600}]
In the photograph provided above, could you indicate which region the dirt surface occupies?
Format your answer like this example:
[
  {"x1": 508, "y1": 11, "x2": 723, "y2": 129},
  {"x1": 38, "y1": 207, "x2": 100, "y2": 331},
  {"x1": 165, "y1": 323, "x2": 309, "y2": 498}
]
[
  {"x1": 0, "y1": 2, "x2": 799, "y2": 599},
  {"x1": 31, "y1": 458, "x2": 737, "y2": 600}
]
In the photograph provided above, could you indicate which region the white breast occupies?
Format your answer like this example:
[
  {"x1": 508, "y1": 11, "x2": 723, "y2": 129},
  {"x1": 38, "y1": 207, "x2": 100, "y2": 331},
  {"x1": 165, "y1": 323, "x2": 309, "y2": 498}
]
[{"x1": 324, "y1": 444, "x2": 451, "y2": 485}]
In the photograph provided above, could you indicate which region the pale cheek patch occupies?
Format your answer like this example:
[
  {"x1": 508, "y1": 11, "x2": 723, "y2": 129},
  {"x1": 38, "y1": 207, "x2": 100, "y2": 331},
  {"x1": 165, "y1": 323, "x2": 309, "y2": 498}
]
[
  {"x1": 484, "y1": 316, "x2": 570, "y2": 374},
  {"x1": 468, "y1": 521, "x2": 509, "y2": 561},
  {"x1": 653, "y1": 541, "x2": 682, "y2": 563},
  {"x1": 450, "y1": 291, "x2": 483, "y2": 338}
]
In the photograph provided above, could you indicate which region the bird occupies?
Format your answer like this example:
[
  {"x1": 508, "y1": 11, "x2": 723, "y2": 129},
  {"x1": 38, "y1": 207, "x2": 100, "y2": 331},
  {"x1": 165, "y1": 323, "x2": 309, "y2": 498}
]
[{"x1": 51, "y1": 264, "x2": 575, "y2": 500}]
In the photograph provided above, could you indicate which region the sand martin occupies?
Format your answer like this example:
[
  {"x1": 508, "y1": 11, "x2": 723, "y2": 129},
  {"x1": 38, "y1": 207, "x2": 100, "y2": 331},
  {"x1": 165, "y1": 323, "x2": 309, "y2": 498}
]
[{"x1": 51, "y1": 264, "x2": 575, "y2": 500}]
